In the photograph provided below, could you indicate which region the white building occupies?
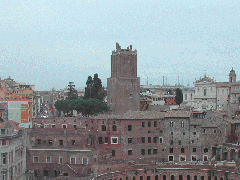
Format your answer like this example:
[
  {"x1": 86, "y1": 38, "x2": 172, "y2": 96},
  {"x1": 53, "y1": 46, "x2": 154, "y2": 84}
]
[{"x1": 183, "y1": 69, "x2": 239, "y2": 113}]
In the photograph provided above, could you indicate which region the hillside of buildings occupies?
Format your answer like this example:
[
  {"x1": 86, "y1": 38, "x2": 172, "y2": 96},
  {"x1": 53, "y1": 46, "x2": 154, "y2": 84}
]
[{"x1": 1, "y1": 43, "x2": 240, "y2": 180}]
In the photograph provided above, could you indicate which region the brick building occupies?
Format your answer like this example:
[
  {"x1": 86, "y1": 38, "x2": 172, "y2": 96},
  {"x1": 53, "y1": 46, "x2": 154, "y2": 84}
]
[
  {"x1": 107, "y1": 43, "x2": 140, "y2": 114},
  {"x1": 27, "y1": 109, "x2": 240, "y2": 179}
]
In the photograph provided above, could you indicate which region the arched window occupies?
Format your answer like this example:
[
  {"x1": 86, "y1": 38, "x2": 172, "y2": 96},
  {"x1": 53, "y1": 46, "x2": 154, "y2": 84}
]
[
  {"x1": 43, "y1": 170, "x2": 48, "y2": 177},
  {"x1": 171, "y1": 175, "x2": 175, "y2": 180},
  {"x1": 179, "y1": 175, "x2": 183, "y2": 180},
  {"x1": 163, "y1": 175, "x2": 166, "y2": 180}
]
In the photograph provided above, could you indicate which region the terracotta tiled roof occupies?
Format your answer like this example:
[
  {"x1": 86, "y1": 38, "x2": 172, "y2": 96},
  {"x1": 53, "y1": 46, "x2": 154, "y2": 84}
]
[
  {"x1": 216, "y1": 82, "x2": 230, "y2": 87},
  {"x1": 165, "y1": 111, "x2": 192, "y2": 118},
  {"x1": 190, "y1": 119, "x2": 203, "y2": 125},
  {"x1": 0, "y1": 120, "x2": 19, "y2": 128},
  {"x1": 93, "y1": 111, "x2": 166, "y2": 120}
]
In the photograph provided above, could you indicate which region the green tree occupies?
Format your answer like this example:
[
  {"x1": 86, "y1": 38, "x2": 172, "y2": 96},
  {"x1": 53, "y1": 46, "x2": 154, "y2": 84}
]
[
  {"x1": 84, "y1": 74, "x2": 105, "y2": 100},
  {"x1": 175, "y1": 88, "x2": 183, "y2": 105},
  {"x1": 84, "y1": 76, "x2": 93, "y2": 99},
  {"x1": 74, "y1": 98, "x2": 109, "y2": 117},
  {"x1": 67, "y1": 82, "x2": 78, "y2": 100},
  {"x1": 54, "y1": 99, "x2": 64, "y2": 117}
]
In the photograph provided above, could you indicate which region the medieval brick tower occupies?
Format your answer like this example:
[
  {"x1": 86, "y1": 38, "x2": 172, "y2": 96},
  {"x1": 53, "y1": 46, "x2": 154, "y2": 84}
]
[{"x1": 107, "y1": 43, "x2": 140, "y2": 114}]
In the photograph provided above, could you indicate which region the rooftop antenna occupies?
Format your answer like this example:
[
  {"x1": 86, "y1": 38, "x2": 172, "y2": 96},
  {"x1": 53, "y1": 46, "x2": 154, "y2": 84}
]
[
  {"x1": 166, "y1": 77, "x2": 168, "y2": 86},
  {"x1": 163, "y1": 76, "x2": 164, "y2": 86},
  {"x1": 147, "y1": 76, "x2": 148, "y2": 86}
]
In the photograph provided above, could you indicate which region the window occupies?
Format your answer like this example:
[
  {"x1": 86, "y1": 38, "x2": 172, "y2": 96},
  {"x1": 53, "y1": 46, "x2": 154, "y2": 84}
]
[
  {"x1": 204, "y1": 89, "x2": 206, "y2": 96},
  {"x1": 29, "y1": 110, "x2": 31, "y2": 114},
  {"x1": 171, "y1": 132, "x2": 173, "y2": 135},
  {"x1": 148, "y1": 122, "x2": 151, "y2": 127},
  {"x1": 178, "y1": 140, "x2": 181, "y2": 145},
  {"x1": 147, "y1": 176, "x2": 150, "y2": 180},
  {"x1": 168, "y1": 155, "x2": 174, "y2": 161},
  {"x1": 2, "y1": 140, "x2": 6, "y2": 146},
  {"x1": 59, "y1": 157, "x2": 63, "y2": 164},
  {"x1": 51, "y1": 124, "x2": 55, "y2": 128},
  {"x1": 170, "y1": 121, "x2": 173, "y2": 127},
  {"x1": 191, "y1": 140, "x2": 195, "y2": 144},
  {"x1": 48, "y1": 140, "x2": 52, "y2": 145},
  {"x1": 170, "y1": 140, "x2": 173, "y2": 145},
  {"x1": 1, "y1": 129, "x2": 5, "y2": 135},
  {"x1": 33, "y1": 156, "x2": 39, "y2": 163},
  {"x1": 99, "y1": 137, "x2": 102, "y2": 144},
  {"x1": 71, "y1": 140, "x2": 76, "y2": 145},
  {"x1": 141, "y1": 137, "x2": 145, "y2": 143},
  {"x1": 102, "y1": 125, "x2": 106, "y2": 131},
  {"x1": 148, "y1": 149, "x2": 151, "y2": 155},
  {"x1": 142, "y1": 122, "x2": 145, "y2": 127},
  {"x1": 140, "y1": 176, "x2": 143, "y2": 180},
  {"x1": 73, "y1": 124, "x2": 77, "y2": 129},
  {"x1": 204, "y1": 148, "x2": 208, "y2": 153},
  {"x1": 128, "y1": 138, "x2": 132, "y2": 144},
  {"x1": 128, "y1": 125, "x2": 132, "y2": 131},
  {"x1": 82, "y1": 158, "x2": 88, "y2": 165},
  {"x1": 179, "y1": 155, "x2": 186, "y2": 161},
  {"x1": 203, "y1": 155, "x2": 208, "y2": 161},
  {"x1": 214, "y1": 130, "x2": 217, "y2": 133},
  {"x1": 105, "y1": 137, "x2": 108, "y2": 144},
  {"x1": 193, "y1": 132, "x2": 196, "y2": 135},
  {"x1": 181, "y1": 148, "x2": 185, "y2": 153},
  {"x1": 181, "y1": 121, "x2": 184, "y2": 127},
  {"x1": 170, "y1": 148, "x2": 173, "y2": 153},
  {"x1": 191, "y1": 155, "x2": 197, "y2": 161},
  {"x1": 112, "y1": 125, "x2": 117, "y2": 131},
  {"x1": 183, "y1": 132, "x2": 185, "y2": 135},
  {"x1": 111, "y1": 137, "x2": 118, "y2": 144},
  {"x1": 148, "y1": 137, "x2": 151, "y2": 143},
  {"x1": 154, "y1": 121, "x2": 157, "y2": 127},
  {"x1": 59, "y1": 140, "x2": 63, "y2": 146},
  {"x1": 37, "y1": 139, "x2": 41, "y2": 144},
  {"x1": 128, "y1": 150, "x2": 132, "y2": 155},
  {"x1": 141, "y1": 149, "x2": 145, "y2": 155},
  {"x1": 153, "y1": 149, "x2": 157, "y2": 154},
  {"x1": 194, "y1": 125, "x2": 196, "y2": 128},
  {"x1": 193, "y1": 148, "x2": 196, "y2": 152},
  {"x1": 62, "y1": 124, "x2": 67, "y2": 129},
  {"x1": 112, "y1": 150, "x2": 115, "y2": 156},
  {"x1": 159, "y1": 137, "x2": 163, "y2": 143},
  {"x1": 153, "y1": 137, "x2": 157, "y2": 143},
  {"x1": 46, "y1": 156, "x2": 51, "y2": 163},
  {"x1": 2, "y1": 174, "x2": 6, "y2": 180},
  {"x1": 70, "y1": 157, "x2": 76, "y2": 164}
]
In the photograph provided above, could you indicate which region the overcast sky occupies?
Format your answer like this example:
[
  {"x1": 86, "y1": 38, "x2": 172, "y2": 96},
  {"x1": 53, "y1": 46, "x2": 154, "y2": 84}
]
[{"x1": 1, "y1": 0, "x2": 239, "y2": 90}]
